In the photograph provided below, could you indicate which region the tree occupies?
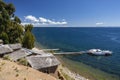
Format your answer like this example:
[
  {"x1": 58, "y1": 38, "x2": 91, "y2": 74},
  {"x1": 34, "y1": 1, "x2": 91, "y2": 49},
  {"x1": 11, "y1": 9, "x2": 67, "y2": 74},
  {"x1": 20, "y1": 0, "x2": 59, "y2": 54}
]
[
  {"x1": 22, "y1": 30, "x2": 35, "y2": 49},
  {"x1": 0, "y1": 32, "x2": 9, "y2": 44},
  {"x1": 25, "y1": 24, "x2": 33, "y2": 32},
  {"x1": 14, "y1": 16, "x2": 21, "y2": 24},
  {"x1": 22, "y1": 24, "x2": 35, "y2": 49},
  {"x1": 0, "y1": 0, "x2": 35, "y2": 49},
  {"x1": 5, "y1": 3, "x2": 15, "y2": 16}
]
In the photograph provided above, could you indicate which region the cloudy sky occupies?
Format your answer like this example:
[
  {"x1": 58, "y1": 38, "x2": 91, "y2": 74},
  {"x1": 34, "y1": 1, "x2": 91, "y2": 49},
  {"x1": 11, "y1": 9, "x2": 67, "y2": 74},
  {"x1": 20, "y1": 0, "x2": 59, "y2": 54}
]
[{"x1": 5, "y1": 0, "x2": 120, "y2": 27}]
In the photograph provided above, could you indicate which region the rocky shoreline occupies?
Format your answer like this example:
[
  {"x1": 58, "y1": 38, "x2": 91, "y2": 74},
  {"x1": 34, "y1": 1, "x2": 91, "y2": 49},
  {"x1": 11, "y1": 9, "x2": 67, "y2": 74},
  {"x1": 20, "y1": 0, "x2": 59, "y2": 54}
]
[{"x1": 58, "y1": 64, "x2": 89, "y2": 80}]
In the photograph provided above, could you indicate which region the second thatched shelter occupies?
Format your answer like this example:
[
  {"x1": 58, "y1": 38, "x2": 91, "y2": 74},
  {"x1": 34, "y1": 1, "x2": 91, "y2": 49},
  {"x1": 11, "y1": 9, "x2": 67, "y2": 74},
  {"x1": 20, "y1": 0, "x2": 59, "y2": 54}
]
[
  {"x1": 6, "y1": 48, "x2": 32, "y2": 61},
  {"x1": 26, "y1": 54, "x2": 60, "y2": 73},
  {"x1": 8, "y1": 43, "x2": 22, "y2": 50},
  {"x1": 0, "y1": 45, "x2": 13, "y2": 57}
]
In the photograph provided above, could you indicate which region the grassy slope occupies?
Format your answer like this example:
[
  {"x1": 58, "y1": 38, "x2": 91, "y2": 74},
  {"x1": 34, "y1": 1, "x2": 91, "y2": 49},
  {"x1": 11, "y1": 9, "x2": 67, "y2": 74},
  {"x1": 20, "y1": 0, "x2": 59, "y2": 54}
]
[{"x1": 0, "y1": 59, "x2": 56, "y2": 80}]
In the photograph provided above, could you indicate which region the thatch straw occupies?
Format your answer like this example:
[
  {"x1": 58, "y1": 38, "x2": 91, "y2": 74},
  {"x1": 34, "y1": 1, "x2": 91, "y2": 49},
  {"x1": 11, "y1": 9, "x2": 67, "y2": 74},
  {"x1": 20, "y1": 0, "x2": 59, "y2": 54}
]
[
  {"x1": 26, "y1": 54, "x2": 60, "y2": 69},
  {"x1": 31, "y1": 48, "x2": 46, "y2": 55},
  {"x1": 0, "y1": 45, "x2": 13, "y2": 54},
  {"x1": 7, "y1": 48, "x2": 32, "y2": 61},
  {"x1": 8, "y1": 43, "x2": 22, "y2": 50}
]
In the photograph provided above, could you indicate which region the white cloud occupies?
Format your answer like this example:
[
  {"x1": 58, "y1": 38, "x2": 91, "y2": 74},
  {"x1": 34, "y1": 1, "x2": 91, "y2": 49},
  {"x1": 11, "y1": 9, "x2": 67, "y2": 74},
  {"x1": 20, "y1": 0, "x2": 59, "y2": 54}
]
[
  {"x1": 96, "y1": 22, "x2": 104, "y2": 25},
  {"x1": 24, "y1": 15, "x2": 39, "y2": 22},
  {"x1": 39, "y1": 17, "x2": 48, "y2": 23},
  {"x1": 39, "y1": 17, "x2": 67, "y2": 25},
  {"x1": 22, "y1": 15, "x2": 68, "y2": 27}
]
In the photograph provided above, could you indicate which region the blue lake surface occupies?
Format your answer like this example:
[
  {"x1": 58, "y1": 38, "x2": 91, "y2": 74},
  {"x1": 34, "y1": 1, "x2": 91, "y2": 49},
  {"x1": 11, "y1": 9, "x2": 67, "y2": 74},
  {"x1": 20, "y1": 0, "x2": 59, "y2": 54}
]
[{"x1": 32, "y1": 27, "x2": 120, "y2": 76}]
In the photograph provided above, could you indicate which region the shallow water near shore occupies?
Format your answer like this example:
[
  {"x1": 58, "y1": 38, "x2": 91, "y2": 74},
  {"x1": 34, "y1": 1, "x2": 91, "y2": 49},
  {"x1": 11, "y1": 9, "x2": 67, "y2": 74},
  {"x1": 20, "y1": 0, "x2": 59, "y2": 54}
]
[
  {"x1": 56, "y1": 55, "x2": 119, "y2": 80},
  {"x1": 33, "y1": 27, "x2": 120, "y2": 80}
]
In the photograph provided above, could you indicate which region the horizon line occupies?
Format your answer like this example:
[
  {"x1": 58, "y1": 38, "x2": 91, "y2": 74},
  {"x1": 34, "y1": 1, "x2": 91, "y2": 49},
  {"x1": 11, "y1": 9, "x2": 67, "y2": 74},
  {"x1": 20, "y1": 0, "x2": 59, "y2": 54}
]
[{"x1": 33, "y1": 26, "x2": 120, "y2": 28}]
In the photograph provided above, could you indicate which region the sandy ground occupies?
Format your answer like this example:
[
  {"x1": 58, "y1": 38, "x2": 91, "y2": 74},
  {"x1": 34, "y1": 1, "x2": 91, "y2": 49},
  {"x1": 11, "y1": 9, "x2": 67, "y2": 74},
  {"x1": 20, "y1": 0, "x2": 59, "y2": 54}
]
[{"x1": 0, "y1": 59, "x2": 57, "y2": 80}]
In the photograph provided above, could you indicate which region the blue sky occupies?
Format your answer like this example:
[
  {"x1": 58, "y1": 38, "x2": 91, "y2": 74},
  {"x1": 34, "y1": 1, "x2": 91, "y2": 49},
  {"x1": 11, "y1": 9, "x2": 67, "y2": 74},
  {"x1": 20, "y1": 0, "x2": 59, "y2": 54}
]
[{"x1": 5, "y1": 0, "x2": 120, "y2": 27}]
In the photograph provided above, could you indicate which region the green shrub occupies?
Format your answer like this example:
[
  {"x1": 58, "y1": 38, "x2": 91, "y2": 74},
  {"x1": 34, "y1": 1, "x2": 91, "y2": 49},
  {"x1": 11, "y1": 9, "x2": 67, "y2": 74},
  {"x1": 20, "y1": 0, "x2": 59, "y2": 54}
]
[
  {"x1": 0, "y1": 32, "x2": 9, "y2": 44},
  {"x1": 3, "y1": 55, "x2": 11, "y2": 60},
  {"x1": 22, "y1": 27, "x2": 35, "y2": 49},
  {"x1": 18, "y1": 58, "x2": 28, "y2": 66}
]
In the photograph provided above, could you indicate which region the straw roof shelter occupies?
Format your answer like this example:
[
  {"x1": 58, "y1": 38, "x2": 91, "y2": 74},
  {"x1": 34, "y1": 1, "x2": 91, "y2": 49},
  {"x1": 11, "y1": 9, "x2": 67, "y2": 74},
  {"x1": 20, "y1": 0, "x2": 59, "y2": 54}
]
[
  {"x1": 7, "y1": 48, "x2": 32, "y2": 61},
  {"x1": 26, "y1": 54, "x2": 60, "y2": 73},
  {"x1": 31, "y1": 48, "x2": 46, "y2": 55},
  {"x1": 8, "y1": 43, "x2": 22, "y2": 50},
  {"x1": 0, "y1": 43, "x2": 61, "y2": 73},
  {"x1": 0, "y1": 45, "x2": 13, "y2": 55}
]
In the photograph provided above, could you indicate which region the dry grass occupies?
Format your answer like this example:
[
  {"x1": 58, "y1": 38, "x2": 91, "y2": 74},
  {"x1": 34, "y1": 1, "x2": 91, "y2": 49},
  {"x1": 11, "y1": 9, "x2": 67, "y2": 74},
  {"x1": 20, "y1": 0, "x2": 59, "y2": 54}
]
[{"x1": 0, "y1": 58, "x2": 57, "y2": 80}]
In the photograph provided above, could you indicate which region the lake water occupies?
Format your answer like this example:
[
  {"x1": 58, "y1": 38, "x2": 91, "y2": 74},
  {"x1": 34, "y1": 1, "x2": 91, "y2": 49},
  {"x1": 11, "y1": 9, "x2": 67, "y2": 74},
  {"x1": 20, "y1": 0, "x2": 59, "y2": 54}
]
[{"x1": 32, "y1": 27, "x2": 120, "y2": 79}]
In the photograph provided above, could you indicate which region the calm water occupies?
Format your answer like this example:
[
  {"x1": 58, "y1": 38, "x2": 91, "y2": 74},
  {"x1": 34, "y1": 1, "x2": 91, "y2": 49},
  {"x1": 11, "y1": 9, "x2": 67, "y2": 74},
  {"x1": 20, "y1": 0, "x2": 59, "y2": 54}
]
[{"x1": 32, "y1": 27, "x2": 120, "y2": 77}]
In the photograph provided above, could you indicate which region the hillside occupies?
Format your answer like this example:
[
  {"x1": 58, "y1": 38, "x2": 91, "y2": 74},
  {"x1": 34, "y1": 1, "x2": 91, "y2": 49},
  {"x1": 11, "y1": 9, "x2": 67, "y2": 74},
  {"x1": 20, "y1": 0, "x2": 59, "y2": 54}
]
[{"x1": 0, "y1": 59, "x2": 57, "y2": 80}]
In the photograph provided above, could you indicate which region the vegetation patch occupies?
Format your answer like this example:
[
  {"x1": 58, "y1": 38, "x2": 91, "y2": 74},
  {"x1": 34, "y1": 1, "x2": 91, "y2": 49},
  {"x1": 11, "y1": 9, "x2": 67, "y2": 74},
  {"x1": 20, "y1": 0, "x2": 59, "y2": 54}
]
[
  {"x1": 3, "y1": 55, "x2": 11, "y2": 60},
  {"x1": 61, "y1": 71, "x2": 74, "y2": 80},
  {"x1": 17, "y1": 58, "x2": 29, "y2": 66}
]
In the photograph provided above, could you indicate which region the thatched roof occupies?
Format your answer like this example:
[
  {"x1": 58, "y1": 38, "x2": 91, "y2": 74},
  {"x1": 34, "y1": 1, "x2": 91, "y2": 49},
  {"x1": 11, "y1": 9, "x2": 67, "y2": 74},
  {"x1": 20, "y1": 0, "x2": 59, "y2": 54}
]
[
  {"x1": 7, "y1": 48, "x2": 32, "y2": 61},
  {"x1": 0, "y1": 45, "x2": 13, "y2": 54},
  {"x1": 8, "y1": 43, "x2": 22, "y2": 50},
  {"x1": 31, "y1": 48, "x2": 46, "y2": 55},
  {"x1": 26, "y1": 54, "x2": 60, "y2": 69}
]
